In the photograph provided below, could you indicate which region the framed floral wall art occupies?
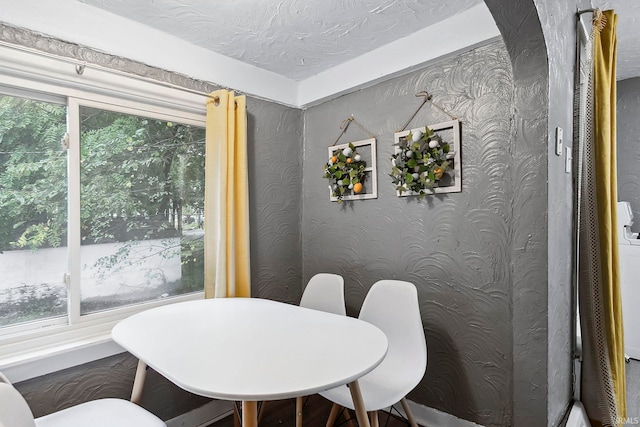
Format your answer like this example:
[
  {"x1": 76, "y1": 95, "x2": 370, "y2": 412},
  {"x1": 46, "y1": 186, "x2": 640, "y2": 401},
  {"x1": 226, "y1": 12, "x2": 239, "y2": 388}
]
[
  {"x1": 323, "y1": 138, "x2": 378, "y2": 202},
  {"x1": 391, "y1": 119, "x2": 461, "y2": 198}
]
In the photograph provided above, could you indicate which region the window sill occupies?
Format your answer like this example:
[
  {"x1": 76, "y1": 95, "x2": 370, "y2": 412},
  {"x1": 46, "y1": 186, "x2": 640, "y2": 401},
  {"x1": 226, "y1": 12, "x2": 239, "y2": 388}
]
[{"x1": 0, "y1": 333, "x2": 125, "y2": 383}]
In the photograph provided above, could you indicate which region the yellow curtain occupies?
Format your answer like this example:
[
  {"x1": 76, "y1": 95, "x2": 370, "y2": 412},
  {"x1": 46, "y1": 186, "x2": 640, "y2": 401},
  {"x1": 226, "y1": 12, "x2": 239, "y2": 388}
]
[
  {"x1": 593, "y1": 9, "x2": 626, "y2": 420},
  {"x1": 204, "y1": 89, "x2": 251, "y2": 298}
]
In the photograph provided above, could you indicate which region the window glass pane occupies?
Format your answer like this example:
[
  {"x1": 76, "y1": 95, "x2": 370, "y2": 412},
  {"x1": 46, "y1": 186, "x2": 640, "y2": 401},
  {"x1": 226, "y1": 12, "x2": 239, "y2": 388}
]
[
  {"x1": 79, "y1": 106, "x2": 205, "y2": 314},
  {"x1": 0, "y1": 95, "x2": 68, "y2": 327}
]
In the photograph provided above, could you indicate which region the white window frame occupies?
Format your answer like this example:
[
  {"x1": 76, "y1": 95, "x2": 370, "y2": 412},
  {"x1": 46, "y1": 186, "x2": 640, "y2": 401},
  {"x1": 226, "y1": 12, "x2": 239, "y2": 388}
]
[{"x1": 0, "y1": 44, "x2": 209, "y2": 381}]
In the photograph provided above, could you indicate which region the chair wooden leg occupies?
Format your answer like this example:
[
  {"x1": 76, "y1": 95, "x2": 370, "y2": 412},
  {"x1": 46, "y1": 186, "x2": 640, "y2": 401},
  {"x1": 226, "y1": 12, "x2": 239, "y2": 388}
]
[
  {"x1": 343, "y1": 408, "x2": 357, "y2": 427},
  {"x1": 130, "y1": 359, "x2": 147, "y2": 404},
  {"x1": 368, "y1": 411, "x2": 379, "y2": 427},
  {"x1": 258, "y1": 401, "x2": 267, "y2": 424},
  {"x1": 233, "y1": 403, "x2": 241, "y2": 427},
  {"x1": 326, "y1": 403, "x2": 342, "y2": 427},
  {"x1": 296, "y1": 396, "x2": 304, "y2": 427},
  {"x1": 400, "y1": 398, "x2": 419, "y2": 427}
]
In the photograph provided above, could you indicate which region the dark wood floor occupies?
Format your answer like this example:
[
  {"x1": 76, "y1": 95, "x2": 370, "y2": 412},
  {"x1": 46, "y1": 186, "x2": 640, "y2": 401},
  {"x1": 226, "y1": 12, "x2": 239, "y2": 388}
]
[{"x1": 207, "y1": 395, "x2": 411, "y2": 427}]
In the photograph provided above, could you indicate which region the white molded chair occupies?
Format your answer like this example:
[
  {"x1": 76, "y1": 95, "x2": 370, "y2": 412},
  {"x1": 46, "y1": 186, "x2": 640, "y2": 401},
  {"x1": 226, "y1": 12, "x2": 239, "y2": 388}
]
[
  {"x1": 320, "y1": 280, "x2": 427, "y2": 427},
  {"x1": 0, "y1": 371, "x2": 166, "y2": 427},
  {"x1": 299, "y1": 273, "x2": 346, "y2": 315},
  {"x1": 293, "y1": 273, "x2": 346, "y2": 427},
  {"x1": 294, "y1": 273, "x2": 346, "y2": 427}
]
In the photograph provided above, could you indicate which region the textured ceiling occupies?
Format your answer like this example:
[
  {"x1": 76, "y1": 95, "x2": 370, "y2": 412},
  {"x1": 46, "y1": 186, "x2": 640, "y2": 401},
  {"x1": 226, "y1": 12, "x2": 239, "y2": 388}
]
[
  {"x1": 78, "y1": 0, "x2": 483, "y2": 81},
  {"x1": 78, "y1": 0, "x2": 639, "y2": 82}
]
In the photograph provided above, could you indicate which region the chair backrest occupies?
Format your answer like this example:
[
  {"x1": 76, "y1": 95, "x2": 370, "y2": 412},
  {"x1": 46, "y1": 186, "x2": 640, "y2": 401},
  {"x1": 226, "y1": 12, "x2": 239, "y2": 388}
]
[
  {"x1": 0, "y1": 373, "x2": 37, "y2": 427},
  {"x1": 299, "y1": 273, "x2": 346, "y2": 316},
  {"x1": 359, "y1": 280, "x2": 427, "y2": 389}
]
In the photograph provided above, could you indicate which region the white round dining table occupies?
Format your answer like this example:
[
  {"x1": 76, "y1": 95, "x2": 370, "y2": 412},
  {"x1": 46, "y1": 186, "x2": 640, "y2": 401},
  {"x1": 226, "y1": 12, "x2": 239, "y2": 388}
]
[{"x1": 112, "y1": 297, "x2": 388, "y2": 427}]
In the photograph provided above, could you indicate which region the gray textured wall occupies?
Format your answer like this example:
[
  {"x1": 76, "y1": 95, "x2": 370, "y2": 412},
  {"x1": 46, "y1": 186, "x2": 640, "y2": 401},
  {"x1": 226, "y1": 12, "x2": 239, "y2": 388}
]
[
  {"x1": 247, "y1": 97, "x2": 304, "y2": 302},
  {"x1": 303, "y1": 40, "x2": 527, "y2": 427},
  {"x1": 484, "y1": 1, "x2": 551, "y2": 424},
  {"x1": 488, "y1": 0, "x2": 586, "y2": 424},
  {"x1": 617, "y1": 77, "x2": 640, "y2": 231}
]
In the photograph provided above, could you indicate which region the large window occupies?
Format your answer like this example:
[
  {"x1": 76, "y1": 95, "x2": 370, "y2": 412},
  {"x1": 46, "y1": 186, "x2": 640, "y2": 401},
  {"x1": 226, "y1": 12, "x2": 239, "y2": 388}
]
[{"x1": 0, "y1": 91, "x2": 206, "y2": 333}]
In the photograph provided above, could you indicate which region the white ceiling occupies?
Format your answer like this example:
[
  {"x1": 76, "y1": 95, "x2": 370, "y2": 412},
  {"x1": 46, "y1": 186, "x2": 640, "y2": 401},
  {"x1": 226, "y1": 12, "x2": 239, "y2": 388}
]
[{"x1": 78, "y1": 0, "x2": 484, "y2": 81}]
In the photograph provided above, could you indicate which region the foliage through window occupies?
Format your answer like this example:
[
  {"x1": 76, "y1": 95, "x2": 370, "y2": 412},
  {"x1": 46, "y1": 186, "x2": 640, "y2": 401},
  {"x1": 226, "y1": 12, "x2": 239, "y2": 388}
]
[
  {"x1": 0, "y1": 93, "x2": 206, "y2": 328},
  {"x1": 0, "y1": 95, "x2": 68, "y2": 326}
]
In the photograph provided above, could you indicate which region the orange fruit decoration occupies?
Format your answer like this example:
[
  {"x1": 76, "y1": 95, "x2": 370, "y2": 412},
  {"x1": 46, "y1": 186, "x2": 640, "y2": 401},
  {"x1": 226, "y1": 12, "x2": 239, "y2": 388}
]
[
  {"x1": 434, "y1": 167, "x2": 443, "y2": 180},
  {"x1": 331, "y1": 156, "x2": 338, "y2": 163},
  {"x1": 346, "y1": 158, "x2": 353, "y2": 164},
  {"x1": 353, "y1": 182, "x2": 363, "y2": 193}
]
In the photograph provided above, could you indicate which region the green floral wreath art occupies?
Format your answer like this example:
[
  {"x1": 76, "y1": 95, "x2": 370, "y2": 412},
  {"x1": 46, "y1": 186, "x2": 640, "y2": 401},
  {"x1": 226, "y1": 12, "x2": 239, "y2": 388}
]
[
  {"x1": 390, "y1": 127, "x2": 451, "y2": 199},
  {"x1": 323, "y1": 143, "x2": 367, "y2": 202}
]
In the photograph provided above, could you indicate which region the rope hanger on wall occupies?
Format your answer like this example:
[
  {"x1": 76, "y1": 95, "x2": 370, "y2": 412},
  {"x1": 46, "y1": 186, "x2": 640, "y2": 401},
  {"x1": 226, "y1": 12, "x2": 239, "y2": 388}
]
[
  {"x1": 397, "y1": 90, "x2": 457, "y2": 132},
  {"x1": 332, "y1": 115, "x2": 375, "y2": 146}
]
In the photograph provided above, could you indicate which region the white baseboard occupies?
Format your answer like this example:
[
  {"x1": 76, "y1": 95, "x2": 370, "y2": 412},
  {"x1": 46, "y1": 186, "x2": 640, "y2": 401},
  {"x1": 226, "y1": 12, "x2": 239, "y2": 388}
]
[
  {"x1": 166, "y1": 400, "x2": 234, "y2": 427},
  {"x1": 396, "y1": 399, "x2": 484, "y2": 427}
]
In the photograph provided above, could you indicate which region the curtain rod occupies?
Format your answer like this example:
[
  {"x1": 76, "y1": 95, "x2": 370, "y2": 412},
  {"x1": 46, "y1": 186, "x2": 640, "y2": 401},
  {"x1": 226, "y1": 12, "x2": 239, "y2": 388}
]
[
  {"x1": 0, "y1": 39, "x2": 219, "y2": 100},
  {"x1": 577, "y1": 8, "x2": 598, "y2": 15}
]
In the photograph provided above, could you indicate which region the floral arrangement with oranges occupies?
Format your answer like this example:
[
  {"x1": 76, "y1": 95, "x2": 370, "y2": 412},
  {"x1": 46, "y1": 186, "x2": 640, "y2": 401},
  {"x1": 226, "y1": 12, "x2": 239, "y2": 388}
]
[
  {"x1": 390, "y1": 126, "x2": 451, "y2": 199},
  {"x1": 323, "y1": 142, "x2": 367, "y2": 202}
]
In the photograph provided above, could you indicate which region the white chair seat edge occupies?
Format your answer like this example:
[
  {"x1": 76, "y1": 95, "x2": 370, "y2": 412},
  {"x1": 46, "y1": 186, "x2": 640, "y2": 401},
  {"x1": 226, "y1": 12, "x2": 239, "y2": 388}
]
[
  {"x1": 35, "y1": 398, "x2": 166, "y2": 427},
  {"x1": 319, "y1": 374, "x2": 420, "y2": 412}
]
